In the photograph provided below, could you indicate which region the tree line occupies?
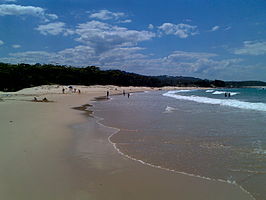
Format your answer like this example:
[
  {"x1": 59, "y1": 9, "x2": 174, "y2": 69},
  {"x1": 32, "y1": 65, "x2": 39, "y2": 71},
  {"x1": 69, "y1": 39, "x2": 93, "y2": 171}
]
[{"x1": 1, "y1": 62, "x2": 264, "y2": 92}]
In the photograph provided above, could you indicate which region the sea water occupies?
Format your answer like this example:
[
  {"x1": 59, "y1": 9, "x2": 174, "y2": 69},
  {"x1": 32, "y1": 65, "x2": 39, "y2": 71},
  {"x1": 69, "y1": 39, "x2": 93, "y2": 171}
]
[{"x1": 92, "y1": 88, "x2": 266, "y2": 200}]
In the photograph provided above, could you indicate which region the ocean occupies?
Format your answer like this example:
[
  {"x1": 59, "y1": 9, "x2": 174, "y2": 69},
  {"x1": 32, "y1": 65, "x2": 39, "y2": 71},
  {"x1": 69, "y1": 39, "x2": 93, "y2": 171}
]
[{"x1": 92, "y1": 88, "x2": 266, "y2": 200}]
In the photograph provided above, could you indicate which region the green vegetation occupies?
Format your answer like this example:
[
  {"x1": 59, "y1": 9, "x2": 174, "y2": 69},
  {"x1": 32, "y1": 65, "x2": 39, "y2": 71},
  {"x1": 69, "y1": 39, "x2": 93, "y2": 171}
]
[
  {"x1": 0, "y1": 63, "x2": 159, "y2": 91},
  {"x1": 1, "y1": 62, "x2": 265, "y2": 92},
  {"x1": 225, "y1": 81, "x2": 266, "y2": 88}
]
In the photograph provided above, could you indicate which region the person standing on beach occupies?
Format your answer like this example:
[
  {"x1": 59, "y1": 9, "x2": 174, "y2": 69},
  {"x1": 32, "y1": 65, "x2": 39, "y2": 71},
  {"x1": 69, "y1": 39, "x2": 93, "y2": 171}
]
[
  {"x1": 107, "y1": 91, "x2": 109, "y2": 98},
  {"x1": 128, "y1": 93, "x2": 130, "y2": 98},
  {"x1": 62, "y1": 88, "x2": 65, "y2": 94},
  {"x1": 123, "y1": 90, "x2": 125, "y2": 96}
]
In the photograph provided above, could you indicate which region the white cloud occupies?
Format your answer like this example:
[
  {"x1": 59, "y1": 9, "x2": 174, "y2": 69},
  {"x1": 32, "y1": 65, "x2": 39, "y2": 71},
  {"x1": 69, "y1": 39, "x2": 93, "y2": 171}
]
[
  {"x1": 0, "y1": 40, "x2": 4, "y2": 45},
  {"x1": 158, "y1": 23, "x2": 198, "y2": 38},
  {"x1": 164, "y1": 51, "x2": 217, "y2": 61},
  {"x1": 35, "y1": 22, "x2": 73, "y2": 36},
  {"x1": 58, "y1": 45, "x2": 98, "y2": 65},
  {"x1": 89, "y1": 9, "x2": 125, "y2": 21},
  {"x1": 12, "y1": 44, "x2": 21, "y2": 48},
  {"x1": 184, "y1": 19, "x2": 192, "y2": 22},
  {"x1": 0, "y1": 46, "x2": 245, "y2": 80},
  {"x1": 152, "y1": 51, "x2": 240, "y2": 75},
  {"x1": 224, "y1": 26, "x2": 231, "y2": 31},
  {"x1": 0, "y1": 4, "x2": 58, "y2": 21},
  {"x1": 210, "y1": 25, "x2": 219, "y2": 32},
  {"x1": 2, "y1": 51, "x2": 60, "y2": 64},
  {"x1": 0, "y1": 5, "x2": 248, "y2": 80},
  {"x1": 148, "y1": 24, "x2": 154, "y2": 29},
  {"x1": 0, "y1": 45, "x2": 146, "y2": 67},
  {"x1": 118, "y1": 19, "x2": 132, "y2": 23},
  {"x1": 46, "y1": 13, "x2": 58, "y2": 20},
  {"x1": 34, "y1": 19, "x2": 154, "y2": 55},
  {"x1": 234, "y1": 41, "x2": 266, "y2": 55},
  {"x1": 99, "y1": 47, "x2": 146, "y2": 66},
  {"x1": 0, "y1": 0, "x2": 17, "y2": 2},
  {"x1": 75, "y1": 20, "x2": 155, "y2": 54}
]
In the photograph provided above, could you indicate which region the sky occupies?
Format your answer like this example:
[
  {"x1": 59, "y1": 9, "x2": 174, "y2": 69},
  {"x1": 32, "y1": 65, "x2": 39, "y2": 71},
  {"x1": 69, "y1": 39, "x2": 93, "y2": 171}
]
[{"x1": 0, "y1": 0, "x2": 266, "y2": 81}]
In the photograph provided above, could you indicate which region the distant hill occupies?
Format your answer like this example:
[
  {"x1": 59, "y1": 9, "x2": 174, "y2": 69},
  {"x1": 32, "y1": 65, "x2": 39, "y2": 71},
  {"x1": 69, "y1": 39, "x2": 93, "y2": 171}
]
[
  {"x1": 154, "y1": 75, "x2": 201, "y2": 86},
  {"x1": 226, "y1": 81, "x2": 266, "y2": 87},
  {"x1": 0, "y1": 62, "x2": 265, "y2": 91}
]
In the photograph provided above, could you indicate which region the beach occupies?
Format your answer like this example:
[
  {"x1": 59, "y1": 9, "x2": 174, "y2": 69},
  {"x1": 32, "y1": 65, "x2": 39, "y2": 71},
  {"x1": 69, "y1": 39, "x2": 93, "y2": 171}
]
[{"x1": 0, "y1": 85, "x2": 254, "y2": 200}]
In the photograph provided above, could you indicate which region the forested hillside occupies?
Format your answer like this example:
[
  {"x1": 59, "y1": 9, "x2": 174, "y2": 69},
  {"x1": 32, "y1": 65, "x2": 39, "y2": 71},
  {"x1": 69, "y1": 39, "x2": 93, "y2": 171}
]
[{"x1": 1, "y1": 63, "x2": 264, "y2": 92}]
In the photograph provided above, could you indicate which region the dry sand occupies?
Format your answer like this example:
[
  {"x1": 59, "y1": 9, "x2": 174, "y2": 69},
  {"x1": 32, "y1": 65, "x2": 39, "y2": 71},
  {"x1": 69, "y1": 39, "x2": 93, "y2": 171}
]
[{"x1": 0, "y1": 85, "x2": 254, "y2": 200}]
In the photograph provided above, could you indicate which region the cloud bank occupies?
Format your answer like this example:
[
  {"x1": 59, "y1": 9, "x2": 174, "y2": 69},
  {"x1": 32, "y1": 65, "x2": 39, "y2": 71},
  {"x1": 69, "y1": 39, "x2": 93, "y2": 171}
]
[
  {"x1": 234, "y1": 41, "x2": 266, "y2": 55},
  {"x1": 0, "y1": 4, "x2": 57, "y2": 21},
  {"x1": 158, "y1": 23, "x2": 198, "y2": 38}
]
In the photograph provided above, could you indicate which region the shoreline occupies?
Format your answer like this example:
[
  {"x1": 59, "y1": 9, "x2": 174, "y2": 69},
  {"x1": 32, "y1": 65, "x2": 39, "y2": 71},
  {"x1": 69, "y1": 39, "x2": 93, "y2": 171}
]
[
  {"x1": 0, "y1": 85, "x2": 254, "y2": 200},
  {"x1": 90, "y1": 94, "x2": 256, "y2": 200},
  {"x1": 106, "y1": 126, "x2": 255, "y2": 199}
]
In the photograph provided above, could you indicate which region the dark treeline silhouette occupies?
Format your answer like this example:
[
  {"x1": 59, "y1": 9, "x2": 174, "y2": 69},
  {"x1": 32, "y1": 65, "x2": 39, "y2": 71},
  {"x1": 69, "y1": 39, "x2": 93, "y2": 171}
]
[
  {"x1": 0, "y1": 63, "x2": 161, "y2": 91},
  {"x1": 1, "y1": 62, "x2": 264, "y2": 92},
  {"x1": 225, "y1": 81, "x2": 266, "y2": 88}
]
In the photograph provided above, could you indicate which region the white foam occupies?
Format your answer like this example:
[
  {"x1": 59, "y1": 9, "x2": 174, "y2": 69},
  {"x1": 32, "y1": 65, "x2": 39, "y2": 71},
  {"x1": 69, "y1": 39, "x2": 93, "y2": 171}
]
[
  {"x1": 206, "y1": 90, "x2": 214, "y2": 93},
  {"x1": 229, "y1": 92, "x2": 239, "y2": 96},
  {"x1": 212, "y1": 91, "x2": 227, "y2": 95},
  {"x1": 163, "y1": 106, "x2": 177, "y2": 113},
  {"x1": 163, "y1": 91, "x2": 266, "y2": 112},
  {"x1": 253, "y1": 147, "x2": 266, "y2": 155},
  {"x1": 212, "y1": 91, "x2": 239, "y2": 96},
  {"x1": 167, "y1": 90, "x2": 193, "y2": 94}
]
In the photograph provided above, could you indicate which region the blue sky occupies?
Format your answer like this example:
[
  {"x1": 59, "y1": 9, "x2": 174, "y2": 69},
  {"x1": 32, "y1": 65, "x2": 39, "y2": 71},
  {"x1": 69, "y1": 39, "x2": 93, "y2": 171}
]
[{"x1": 1, "y1": 0, "x2": 266, "y2": 81}]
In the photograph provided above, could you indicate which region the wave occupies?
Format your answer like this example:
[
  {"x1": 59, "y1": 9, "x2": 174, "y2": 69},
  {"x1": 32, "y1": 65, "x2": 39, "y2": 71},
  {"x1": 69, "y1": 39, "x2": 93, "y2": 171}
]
[
  {"x1": 212, "y1": 91, "x2": 239, "y2": 96},
  {"x1": 253, "y1": 148, "x2": 266, "y2": 155},
  {"x1": 212, "y1": 91, "x2": 227, "y2": 95},
  {"x1": 252, "y1": 140, "x2": 266, "y2": 155},
  {"x1": 174, "y1": 89, "x2": 193, "y2": 93},
  {"x1": 206, "y1": 90, "x2": 214, "y2": 93},
  {"x1": 163, "y1": 91, "x2": 266, "y2": 112}
]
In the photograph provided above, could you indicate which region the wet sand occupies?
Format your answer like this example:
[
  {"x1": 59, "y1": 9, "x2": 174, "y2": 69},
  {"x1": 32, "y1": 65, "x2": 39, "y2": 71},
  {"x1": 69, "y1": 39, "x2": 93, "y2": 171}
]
[{"x1": 0, "y1": 85, "x2": 254, "y2": 200}]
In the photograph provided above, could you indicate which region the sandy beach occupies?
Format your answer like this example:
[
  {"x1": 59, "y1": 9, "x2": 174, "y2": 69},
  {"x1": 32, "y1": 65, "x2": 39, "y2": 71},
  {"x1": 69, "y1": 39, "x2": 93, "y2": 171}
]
[{"x1": 0, "y1": 85, "x2": 254, "y2": 200}]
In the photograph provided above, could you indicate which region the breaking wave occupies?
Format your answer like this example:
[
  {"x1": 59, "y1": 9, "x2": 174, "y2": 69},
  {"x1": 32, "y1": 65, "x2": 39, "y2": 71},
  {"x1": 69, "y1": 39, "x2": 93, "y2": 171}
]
[
  {"x1": 212, "y1": 91, "x2": 239, "y2": 96},
  {"x1": 163, "y1": 90, "x2": 266, "y2": 112}
]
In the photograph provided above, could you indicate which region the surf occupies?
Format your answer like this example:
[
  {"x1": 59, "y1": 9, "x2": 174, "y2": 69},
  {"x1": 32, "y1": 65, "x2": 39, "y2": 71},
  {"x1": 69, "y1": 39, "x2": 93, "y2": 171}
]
[{"x1": 163, "y1": 90, "x2": 266, "y2": 112}]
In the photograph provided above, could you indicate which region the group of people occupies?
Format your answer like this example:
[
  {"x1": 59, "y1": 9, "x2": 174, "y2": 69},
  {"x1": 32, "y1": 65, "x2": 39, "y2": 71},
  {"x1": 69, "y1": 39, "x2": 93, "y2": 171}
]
[
  {"x1": 224, "y1": 92, "x2": 231, "y2": 97},
  {"x1": 62, "y1": 86, "x2": 81, "y2": 94},
  {"x1": 106, "y1": 90, "x2": 130, "y2": 98},
  {"x1": 33, "y1": 97, "x2": 48, "y2": 102},
  {"x1": 123, "y1": 90, "x2": 130, "y2": 98}
]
